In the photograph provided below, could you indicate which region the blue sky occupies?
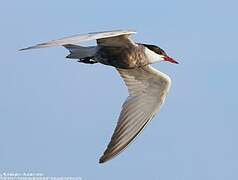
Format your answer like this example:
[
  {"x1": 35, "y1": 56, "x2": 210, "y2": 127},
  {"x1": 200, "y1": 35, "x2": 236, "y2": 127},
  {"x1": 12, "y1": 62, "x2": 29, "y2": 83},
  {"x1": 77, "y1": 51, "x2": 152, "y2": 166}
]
[{"x1": 0, "y1": 0, "x2": 237, "y2": 179}]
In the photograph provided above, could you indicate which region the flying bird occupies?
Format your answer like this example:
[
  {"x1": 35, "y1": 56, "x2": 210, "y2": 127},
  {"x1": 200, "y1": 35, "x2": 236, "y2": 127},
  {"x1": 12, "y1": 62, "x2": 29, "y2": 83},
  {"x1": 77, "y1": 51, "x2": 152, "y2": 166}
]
[{"x1": 20, "y1": 30, "x2": 178, "y2": 163}]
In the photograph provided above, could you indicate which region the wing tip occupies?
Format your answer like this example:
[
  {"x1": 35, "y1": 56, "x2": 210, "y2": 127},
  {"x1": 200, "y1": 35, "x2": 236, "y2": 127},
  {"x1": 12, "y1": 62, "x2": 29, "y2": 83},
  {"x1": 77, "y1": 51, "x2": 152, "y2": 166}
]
[
  {"x1": 18, "y1": 42, "x2": 55, "y2": 51},
  {"x1": 99, "y1": 157, "x2": 106, "y2": 164},
  {"x1": 18, "y1": 44, "x2": 44, "y2": 51},
  {"x1": 18, "y1": 46, "x2": 34, "y2": 51},
  {"x1": 99, "y1": 154, "x2": 111, "y2": 164}
]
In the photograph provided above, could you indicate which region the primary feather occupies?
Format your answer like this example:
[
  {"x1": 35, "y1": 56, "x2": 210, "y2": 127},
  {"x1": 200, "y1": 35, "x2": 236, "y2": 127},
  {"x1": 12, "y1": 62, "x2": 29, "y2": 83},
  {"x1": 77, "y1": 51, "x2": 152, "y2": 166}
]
[
  {"x1": 99, "y1": 65, "x2": 171, "y2": 163},
  {"x1": 19, "y1": 29, "x2": 136, "y2": 51}
]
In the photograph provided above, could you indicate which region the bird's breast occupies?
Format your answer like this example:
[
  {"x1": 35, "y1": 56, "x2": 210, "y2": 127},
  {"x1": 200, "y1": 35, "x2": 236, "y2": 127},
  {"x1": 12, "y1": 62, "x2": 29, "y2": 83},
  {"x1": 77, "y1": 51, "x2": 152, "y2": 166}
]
[{"x1": 96, "y1": 45, "x2": 149, "y2": 69}]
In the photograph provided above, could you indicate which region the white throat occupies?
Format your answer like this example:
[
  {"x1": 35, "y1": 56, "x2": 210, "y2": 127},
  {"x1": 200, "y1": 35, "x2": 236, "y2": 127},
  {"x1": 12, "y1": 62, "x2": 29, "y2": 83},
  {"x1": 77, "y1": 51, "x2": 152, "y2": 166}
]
[{"x1": 144, "y1": 47, "x2": 164, "y2": 64}]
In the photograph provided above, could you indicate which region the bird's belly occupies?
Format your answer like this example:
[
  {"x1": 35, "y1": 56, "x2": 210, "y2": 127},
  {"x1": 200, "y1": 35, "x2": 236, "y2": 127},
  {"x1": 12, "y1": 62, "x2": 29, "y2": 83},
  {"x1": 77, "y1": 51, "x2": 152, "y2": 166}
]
[{"x1": 95, "y1": 46, "x2": 148, "y2": 69}]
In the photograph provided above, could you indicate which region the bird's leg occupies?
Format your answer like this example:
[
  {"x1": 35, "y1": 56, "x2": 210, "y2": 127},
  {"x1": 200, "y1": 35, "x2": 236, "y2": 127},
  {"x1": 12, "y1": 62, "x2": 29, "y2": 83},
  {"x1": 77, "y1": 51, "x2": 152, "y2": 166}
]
[{"x1": 78, "y1": 57, "x2": 97, "y2": 64}]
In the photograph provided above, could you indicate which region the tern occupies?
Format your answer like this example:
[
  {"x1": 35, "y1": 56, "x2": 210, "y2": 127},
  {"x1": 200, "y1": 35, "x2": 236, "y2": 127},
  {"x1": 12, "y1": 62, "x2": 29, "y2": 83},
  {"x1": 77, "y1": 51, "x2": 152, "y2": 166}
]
[{"x1": 20, "y1": 30, "x2": 178, "y2": 163}]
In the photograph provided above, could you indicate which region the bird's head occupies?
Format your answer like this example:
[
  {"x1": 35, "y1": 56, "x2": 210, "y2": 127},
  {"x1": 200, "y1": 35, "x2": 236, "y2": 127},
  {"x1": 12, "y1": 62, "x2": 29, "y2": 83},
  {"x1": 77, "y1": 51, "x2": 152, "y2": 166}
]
[{"x1": 143, "y1": 44, "x2": 179, "y2": 64}]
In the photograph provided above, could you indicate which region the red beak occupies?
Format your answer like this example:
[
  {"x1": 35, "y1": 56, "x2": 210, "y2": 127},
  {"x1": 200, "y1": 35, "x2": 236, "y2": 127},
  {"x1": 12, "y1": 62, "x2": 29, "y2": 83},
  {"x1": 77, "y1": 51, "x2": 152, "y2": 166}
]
[{"x1": 164, "y1": 56, "x2": 179, "y2": 64}]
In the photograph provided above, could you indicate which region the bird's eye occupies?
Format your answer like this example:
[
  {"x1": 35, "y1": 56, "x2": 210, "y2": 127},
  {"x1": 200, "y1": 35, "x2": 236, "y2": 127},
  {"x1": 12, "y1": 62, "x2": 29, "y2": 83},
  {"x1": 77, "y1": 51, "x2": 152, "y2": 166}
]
[{"x1": 157, "y1": 47, "x2": 167, "y2": 56}]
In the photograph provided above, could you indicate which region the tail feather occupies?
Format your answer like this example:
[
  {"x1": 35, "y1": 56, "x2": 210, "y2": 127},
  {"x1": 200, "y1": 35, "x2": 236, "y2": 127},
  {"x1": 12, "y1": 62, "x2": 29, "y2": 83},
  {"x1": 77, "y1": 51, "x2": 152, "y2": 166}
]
[{"x1": 63, "y1": 44, "x2": 97, "y2": 59}]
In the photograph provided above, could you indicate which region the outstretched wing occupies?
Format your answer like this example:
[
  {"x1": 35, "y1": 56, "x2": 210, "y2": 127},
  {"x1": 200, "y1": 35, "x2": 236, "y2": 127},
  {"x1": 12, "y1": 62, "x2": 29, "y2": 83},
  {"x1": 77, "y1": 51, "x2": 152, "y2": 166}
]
[
  {"x1": 99, "y1": 65, "x2": 171, "y2": 163},
  {"x1": 19, "y1": 29, "x2": 136, "y2": 51}
]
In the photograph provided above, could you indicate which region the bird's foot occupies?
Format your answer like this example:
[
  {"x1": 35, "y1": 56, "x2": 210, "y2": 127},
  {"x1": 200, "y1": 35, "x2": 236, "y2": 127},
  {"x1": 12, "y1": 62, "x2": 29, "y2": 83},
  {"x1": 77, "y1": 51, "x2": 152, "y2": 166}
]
[{"x1": 78, "y1": 57, "x2": 97, "y2": 64}]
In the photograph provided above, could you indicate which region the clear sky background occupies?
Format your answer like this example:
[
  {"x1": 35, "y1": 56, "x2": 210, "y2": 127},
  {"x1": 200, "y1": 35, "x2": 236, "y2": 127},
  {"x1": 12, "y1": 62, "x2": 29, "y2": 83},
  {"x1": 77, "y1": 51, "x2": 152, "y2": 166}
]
[{"x1": 0, "y1": 0, "x2": 237, "y2": 179}]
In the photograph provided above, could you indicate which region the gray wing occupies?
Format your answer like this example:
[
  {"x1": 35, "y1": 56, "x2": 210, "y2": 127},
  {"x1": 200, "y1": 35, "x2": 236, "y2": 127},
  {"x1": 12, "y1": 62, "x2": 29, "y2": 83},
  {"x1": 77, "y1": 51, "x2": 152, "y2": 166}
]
[
  {"x1": 19, "y1": 29, "x2": 136, "y2": 51},
  {"x1": 96, "y1": 34, "x2": 136, "y2": 47},
  {"x1": 99, "y1": 65, "x2": 172, "y2": 163}
]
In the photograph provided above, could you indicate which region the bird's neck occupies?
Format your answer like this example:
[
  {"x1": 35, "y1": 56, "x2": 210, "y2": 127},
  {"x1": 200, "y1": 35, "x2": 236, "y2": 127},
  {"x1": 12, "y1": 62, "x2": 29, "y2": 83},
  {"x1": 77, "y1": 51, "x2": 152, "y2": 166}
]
[{"x1": 144, "y1": 47, "x2": 163, "y2": 64}]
